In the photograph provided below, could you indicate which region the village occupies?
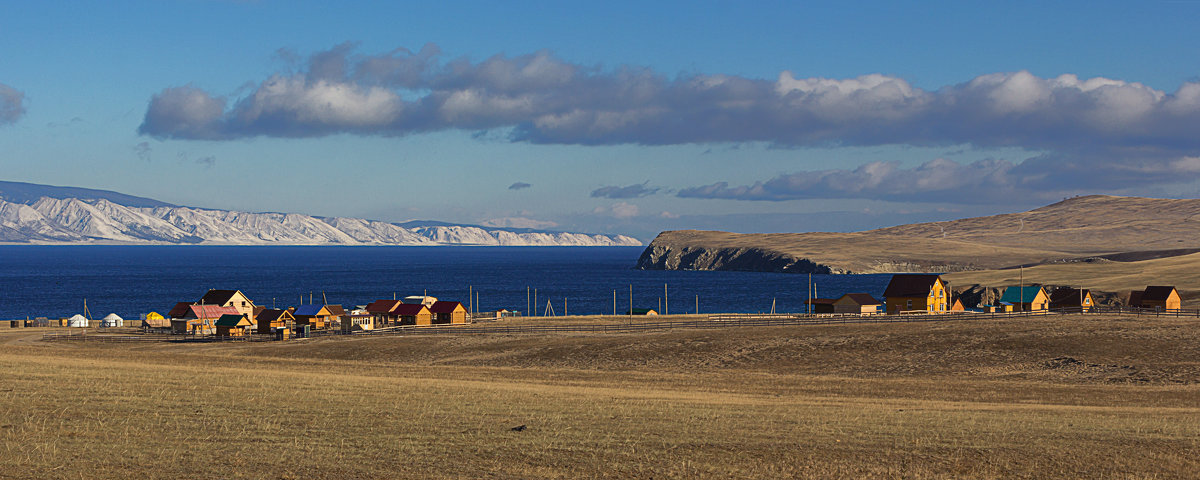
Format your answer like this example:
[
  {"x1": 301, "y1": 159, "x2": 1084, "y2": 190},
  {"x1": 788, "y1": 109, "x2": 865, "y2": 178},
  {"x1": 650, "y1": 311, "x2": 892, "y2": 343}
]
[{"x1": 12, "y1": 275, "x2": 1187, "y2": 337}]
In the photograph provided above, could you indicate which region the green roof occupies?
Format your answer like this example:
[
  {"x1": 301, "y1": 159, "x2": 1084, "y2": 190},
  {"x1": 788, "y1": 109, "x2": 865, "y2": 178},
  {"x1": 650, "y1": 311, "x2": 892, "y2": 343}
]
[
  {"x1": 215, "y1": 314, "x2": 248, "y2": 327},
  {"x1": 1000, "y1": 286, "x2": 1044, "y2": 304}
]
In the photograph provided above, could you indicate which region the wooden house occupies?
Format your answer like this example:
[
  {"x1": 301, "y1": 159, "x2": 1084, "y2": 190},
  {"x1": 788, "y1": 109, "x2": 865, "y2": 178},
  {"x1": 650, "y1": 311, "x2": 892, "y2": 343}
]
[
  {"x1": 1000, "y1": 286, "x2": 1049, "y2": 311},
  {"x1": 325, "y1": 305, "x2": 346, "y2": 329},
  {"x1": 197, "y1": 289, "x2": 256, "y2": 322},
  {"x1": 294, "y1": 305, "x2": 335, "y2": 329},
  {"x1": 1049, "y1": 288, "x2": 1095, "y2": 313},
  {"x1": 172, "y1": 305, "x2": 238, "y2": 335},
  {"x1": 167, "y1": 302, "x2": 193, "y2": 319},
  {"x1": 1128, "y1": 286, "x2": 1181, "y2": 311},
  {"x1": 804, "y1": 298, "x2": 837, "y2": 314},
  {"x1": 883, "y1": 274, "x2": 949, "y2": 314},
  {"x1": 626, "y1": 308, "x2": 658, "y2": 316},
  {"x1": 430, "y1": 301, "x2": 467, "y2": 324},
  {"x1": 255, "y1": 309, "x2": 295, "y2": 335},
  {"x1": 341, "y1": 314, "x2": 374, "y2": 332},
  {"x1": 366, "y1": 300, "x2": 404, "y2": 326},
  {"x1": 215, "y1": 314, "x2": 253, "y2": 336},
  {"x1": 393, "y1": 303, "x2": 432, "y2": 326},
  {"x1": 833, "y1": 293, "x2": 882, "y2": 315}
]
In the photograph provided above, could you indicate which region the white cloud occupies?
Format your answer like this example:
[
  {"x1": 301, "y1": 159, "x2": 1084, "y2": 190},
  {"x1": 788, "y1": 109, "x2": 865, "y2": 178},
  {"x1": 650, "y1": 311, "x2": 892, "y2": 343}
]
[{"x1": 593, "y1": 202, "x2": 639, "y2": 219}]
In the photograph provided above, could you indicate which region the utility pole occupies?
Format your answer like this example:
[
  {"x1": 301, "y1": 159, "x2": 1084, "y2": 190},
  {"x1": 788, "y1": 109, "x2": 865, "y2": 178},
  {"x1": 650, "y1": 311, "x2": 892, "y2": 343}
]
[
  {"x1": 664, "y1": 283, "x2": 668, "y2": 316},
  {"x1": 534, "y1": 289, "x2": 538, "y2": 316},
  {"x1": 695, "y1": 295, "x2": 698, "y2": 315},
  {"x1": 613, "y1": 290, "x2": 616, "y2": 316},
  {"x1": 564, "y1": 298, "x2": 568, "y2": 317},
  {"x1": 808, "y1": 273, "x2": 812, "y2": 315},
  {"x1": 469, "y1": 285, "x2": 472, "y2": 315},
  {"x1": 526, "y1": 286, "x2": 530, "y2": 317},
  {"x1": 629, "y1": 284, "x2": 632, "y2": 320}
]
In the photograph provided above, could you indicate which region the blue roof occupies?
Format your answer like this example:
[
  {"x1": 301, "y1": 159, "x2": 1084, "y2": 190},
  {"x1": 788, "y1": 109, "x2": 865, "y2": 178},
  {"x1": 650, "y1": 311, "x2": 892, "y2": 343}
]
[
  {"x1": 1000, "y1": 286, "x2": 1044, "y2": 304},
  {"x1": 293, "y1": 305, "x2": 325, "y2": 316}
]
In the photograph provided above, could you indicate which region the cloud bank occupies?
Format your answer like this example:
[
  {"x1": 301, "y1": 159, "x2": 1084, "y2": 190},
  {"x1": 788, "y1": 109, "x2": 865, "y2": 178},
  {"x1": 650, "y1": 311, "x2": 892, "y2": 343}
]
[
  {"x1": 137, "y1": 44, "x2": 1200, "y2": 203},
  {"x1": 590, "y1": 182, "x2": 661, "y2": 199},
  {"x1": 0, "y1": 83, "x2": 26, "y2": 125},
  {"x1": 138, "y1": 46, "x2": 1200, "y2": 152}
]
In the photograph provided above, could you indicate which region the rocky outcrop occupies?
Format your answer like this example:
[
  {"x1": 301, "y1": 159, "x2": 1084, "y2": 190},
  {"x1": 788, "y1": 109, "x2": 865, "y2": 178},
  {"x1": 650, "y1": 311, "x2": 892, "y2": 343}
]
[{"x1": 636, "y1": 240, "x2": 834, "y2": 274}]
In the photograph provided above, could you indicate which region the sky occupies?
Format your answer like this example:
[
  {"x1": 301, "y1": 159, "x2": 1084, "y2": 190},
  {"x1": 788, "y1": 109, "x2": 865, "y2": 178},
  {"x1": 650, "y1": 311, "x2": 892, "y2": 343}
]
[{"x1": 2, "y1": 0, "x2": 1199, "y2": 240}]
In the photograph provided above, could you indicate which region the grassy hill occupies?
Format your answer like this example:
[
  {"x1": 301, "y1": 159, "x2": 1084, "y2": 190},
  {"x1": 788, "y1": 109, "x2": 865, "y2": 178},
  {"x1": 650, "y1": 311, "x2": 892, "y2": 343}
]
[{"x1": 639, "y1": 195, "x2": 1200, "y2": 295}]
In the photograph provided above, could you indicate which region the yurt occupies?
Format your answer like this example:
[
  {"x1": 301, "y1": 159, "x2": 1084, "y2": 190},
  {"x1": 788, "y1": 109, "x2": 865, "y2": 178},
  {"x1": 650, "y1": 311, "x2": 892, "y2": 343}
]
[
  {"x1": 66, "y1": 314, "x2": 89, "y2": 328},
  {"x1": 100, "y1": 313, "x2": 123, "y2": 328}
]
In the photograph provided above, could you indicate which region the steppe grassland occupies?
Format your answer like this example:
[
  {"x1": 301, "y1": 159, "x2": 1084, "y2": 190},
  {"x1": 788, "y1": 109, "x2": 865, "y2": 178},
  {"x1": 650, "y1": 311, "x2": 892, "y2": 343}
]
[{"x1": 1, "y1": 315, "x2": 1198, "y2": 479}]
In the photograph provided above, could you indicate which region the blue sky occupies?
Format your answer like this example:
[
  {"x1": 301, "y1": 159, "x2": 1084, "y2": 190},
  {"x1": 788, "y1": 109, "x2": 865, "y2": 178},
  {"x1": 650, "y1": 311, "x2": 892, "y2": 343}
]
[{"x1": 2, "y1": 1, "x2": 1199, "y2": 239}]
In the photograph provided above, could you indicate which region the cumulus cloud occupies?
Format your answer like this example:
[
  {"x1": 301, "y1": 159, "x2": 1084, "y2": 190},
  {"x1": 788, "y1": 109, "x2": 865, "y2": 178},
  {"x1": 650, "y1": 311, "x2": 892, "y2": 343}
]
[
  {"x1": 137, "y1": 44, "x2": 1200, "y2": 201},
  {"x1": 508, "y1": 182, "x2": 532, "y2": 190},
  {"x1": 590, "y1": 182, "x2": 661, "y2": 199},
  {"x1": 0, "y1": 82, "x2": 26, "y2": 125},
  {"x1": 137, "y1": 46, "x2": 1200, "y2": 154},
  {"x1": 593, "y1": 201, "x2": 640, "y2": 219}
]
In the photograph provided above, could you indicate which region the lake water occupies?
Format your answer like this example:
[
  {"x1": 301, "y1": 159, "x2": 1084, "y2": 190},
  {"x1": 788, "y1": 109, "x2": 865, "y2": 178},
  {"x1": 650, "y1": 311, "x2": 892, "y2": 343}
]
[{"x1": 0, "y1": 246, "x2": 894, "y2": 320}]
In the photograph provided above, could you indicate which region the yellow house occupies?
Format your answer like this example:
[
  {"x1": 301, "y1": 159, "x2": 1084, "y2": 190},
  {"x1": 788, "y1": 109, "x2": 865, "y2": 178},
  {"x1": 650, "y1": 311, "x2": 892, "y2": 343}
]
[
  {"x1": 198, "y1": 289, "x2": 256, "y2": 322},
  {"x1": 883, "y1": 274, "x2": 949, "y2": 314}
]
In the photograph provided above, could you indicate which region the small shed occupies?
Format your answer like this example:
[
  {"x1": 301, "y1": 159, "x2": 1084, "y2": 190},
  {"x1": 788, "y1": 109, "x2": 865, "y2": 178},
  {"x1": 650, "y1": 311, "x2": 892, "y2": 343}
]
[
  {"x1": 215, "y1": 314, "x2": 253, "y2": 336},
  {"x1": 950, "y1": 298, "x2": 966, "y2": 312},
  {"x1": 804, "y1": 298, "x2": 837, "y2": 314},
  {"x1": 626, "y1": 308, "x2": 658, "y2": 316},
  {"x1": 430, "y1": 301, "x2": 468, "y2": 324},
  {"x1": 66, "y1": 314, "x2": 89, "y2": 328},
  {"x1": 832, "y1": 294, "x2": 881, "y2": 315}
]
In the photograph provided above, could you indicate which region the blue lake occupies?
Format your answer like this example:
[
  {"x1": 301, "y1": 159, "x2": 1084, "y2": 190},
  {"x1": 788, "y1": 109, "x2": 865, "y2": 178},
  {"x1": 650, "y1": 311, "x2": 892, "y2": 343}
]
[{"x1": 0, "y1": 246, "x2": 894, "y2": 319}]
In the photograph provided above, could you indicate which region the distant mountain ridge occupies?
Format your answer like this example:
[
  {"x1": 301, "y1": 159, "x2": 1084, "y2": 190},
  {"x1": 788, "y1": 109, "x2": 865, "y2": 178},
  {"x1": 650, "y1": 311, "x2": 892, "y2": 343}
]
[{"x1": 0, "y1": 181, "x2": 640, "y2": 246}]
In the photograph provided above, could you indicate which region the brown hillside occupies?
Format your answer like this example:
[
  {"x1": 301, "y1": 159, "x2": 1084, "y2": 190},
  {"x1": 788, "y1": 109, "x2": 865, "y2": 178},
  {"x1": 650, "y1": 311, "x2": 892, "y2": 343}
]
[{"x1": 638, "y1": 195, "x2": 1200, "y2": 275}]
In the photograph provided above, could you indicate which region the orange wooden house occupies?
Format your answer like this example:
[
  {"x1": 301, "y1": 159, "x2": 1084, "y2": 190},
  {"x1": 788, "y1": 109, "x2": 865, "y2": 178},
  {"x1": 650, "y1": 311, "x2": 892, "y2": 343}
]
[
  {"x1": 429, "y1": 301, "x2": 467, "y2": 324},
  {"x1": 394, "y1": 303, "x2": 433, "y2": 325},
  {"x1": 883, "y1": 274, "x2": 949, "y2": 314},
  {"x1": 1129, "y1": 286, "x2": 1181, "y2": 311}
]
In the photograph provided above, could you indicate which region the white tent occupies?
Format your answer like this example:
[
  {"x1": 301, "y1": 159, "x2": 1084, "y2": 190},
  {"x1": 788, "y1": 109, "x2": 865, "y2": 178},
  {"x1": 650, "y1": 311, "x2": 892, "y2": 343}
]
[
  {"x1": 67, "y1": 314, "x2": 89, "y2": 328},
  {"x1": 100, "y1": 313, "x2": 123, "y2": 328}
]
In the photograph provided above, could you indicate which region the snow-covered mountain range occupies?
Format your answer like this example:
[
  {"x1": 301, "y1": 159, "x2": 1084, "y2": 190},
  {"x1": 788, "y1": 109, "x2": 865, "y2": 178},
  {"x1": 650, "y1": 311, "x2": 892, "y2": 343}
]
[{"x1": 0, "y1": 182, "x2": 641, "y2": 246}]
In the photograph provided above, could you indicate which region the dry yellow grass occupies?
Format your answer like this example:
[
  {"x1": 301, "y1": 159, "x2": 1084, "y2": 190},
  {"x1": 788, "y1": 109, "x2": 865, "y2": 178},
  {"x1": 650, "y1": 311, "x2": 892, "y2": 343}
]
[{"x1": 1, "y1": 315, "x2": 1198, "y2": 479}]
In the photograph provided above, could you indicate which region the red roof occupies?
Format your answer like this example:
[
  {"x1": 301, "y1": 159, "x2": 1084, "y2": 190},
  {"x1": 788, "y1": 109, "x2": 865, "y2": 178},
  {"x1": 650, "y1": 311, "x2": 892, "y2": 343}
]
[
  {"x1": 837, "y1": 293, "x2": 881, "y2": 306},
  {"x1": 429, "y1": 301, "x2": 464, "y2": 314},
  {"x1": 185, "y1": 305, "x2": 239, "y2": 319},
  {"x1": 366, "y1": 300, "x2": 402, "y2": 314},
  {"x1": 393, "y1": 304, "x2": 430, "y2": 316}
]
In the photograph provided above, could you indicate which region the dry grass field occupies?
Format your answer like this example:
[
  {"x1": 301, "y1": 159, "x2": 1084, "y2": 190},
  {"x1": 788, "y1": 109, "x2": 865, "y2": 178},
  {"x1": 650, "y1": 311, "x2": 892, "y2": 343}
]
[{"x1": 2, "y1": 315, "x2": 1199, "y2": 479}]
